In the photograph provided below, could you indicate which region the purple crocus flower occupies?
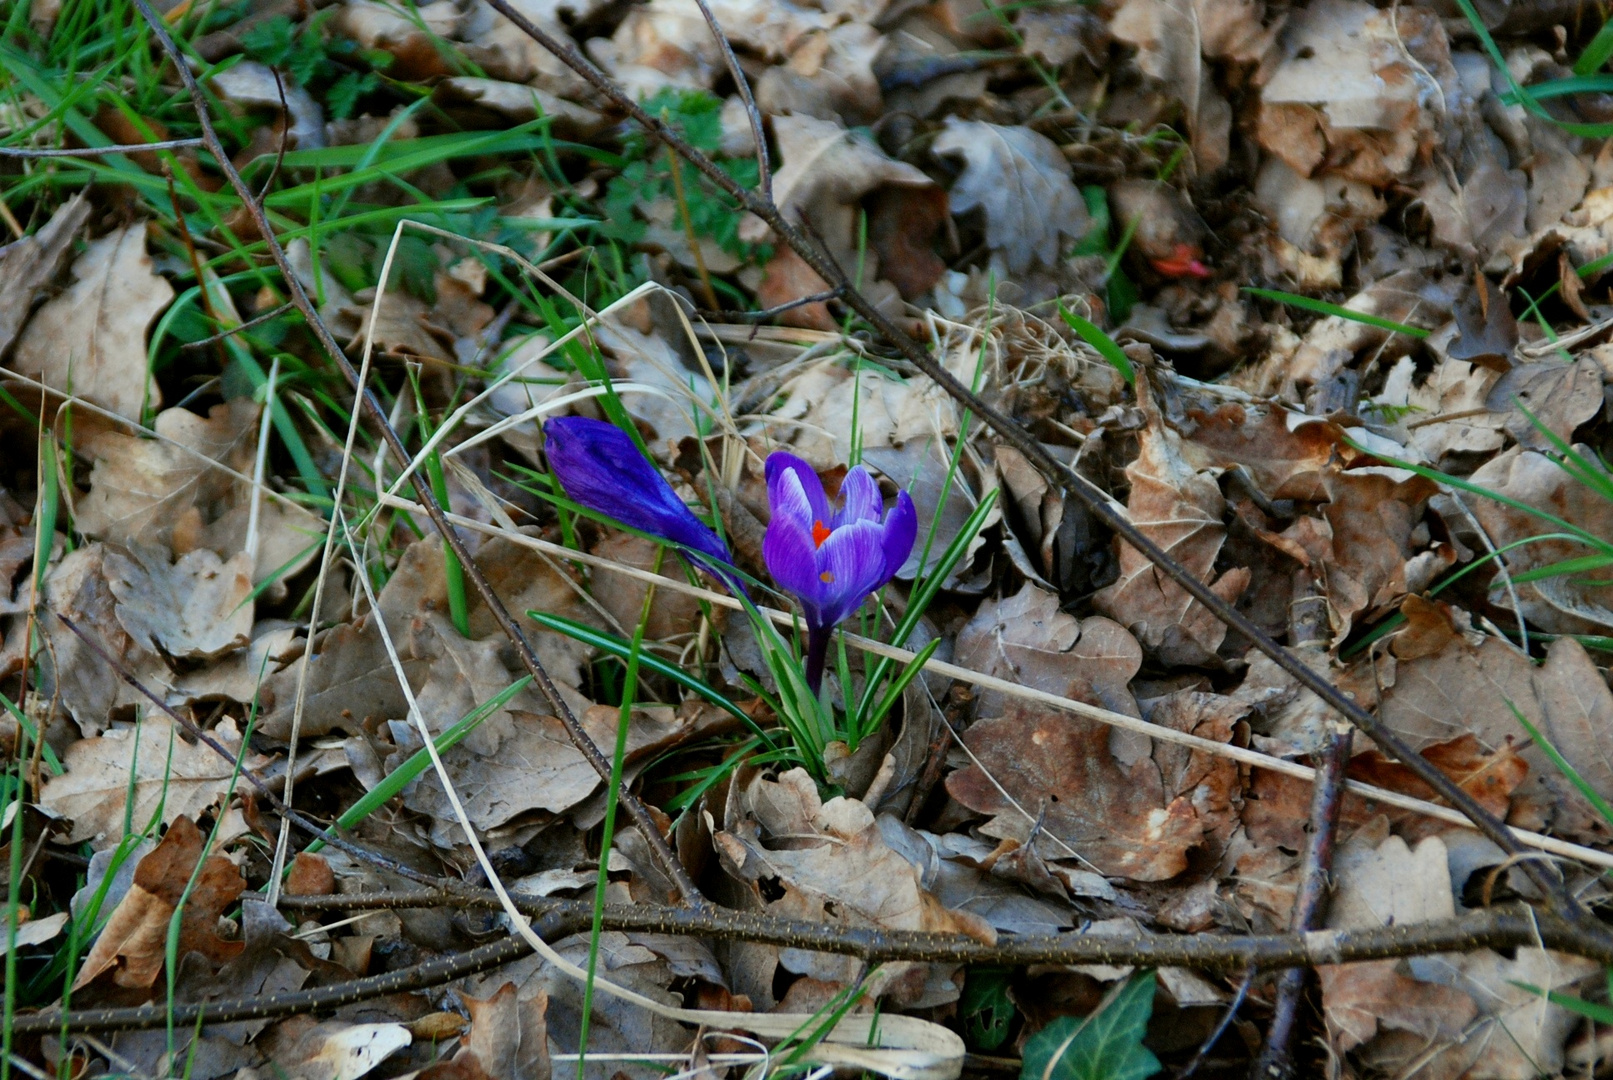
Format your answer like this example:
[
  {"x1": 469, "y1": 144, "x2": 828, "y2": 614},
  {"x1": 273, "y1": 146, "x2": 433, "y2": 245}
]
[
  {"x1": 762, "y1": 452, "x2": 917, "y2": 690},
  {"x1": 544, "y1": 416, "x2": 734, "y2": 575}
]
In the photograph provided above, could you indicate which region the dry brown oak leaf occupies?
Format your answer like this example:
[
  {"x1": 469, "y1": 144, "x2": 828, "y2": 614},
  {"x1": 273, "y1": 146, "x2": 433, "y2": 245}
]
[
  {"x1": 8, "y1": 222, "x2": 172, "y2": 422},
  {"x1": 418, "y1": 983, "x2": 551, "y2": 1080},
  {"x1": 946, "y1": 693, "x2": 1242, "y2": 882},
  {"x1": 72, "y1": 816, "x2": 245, "y2": 996},
  {"x1": 40, "y1": 716, "x2": 268, "y2": 847}
]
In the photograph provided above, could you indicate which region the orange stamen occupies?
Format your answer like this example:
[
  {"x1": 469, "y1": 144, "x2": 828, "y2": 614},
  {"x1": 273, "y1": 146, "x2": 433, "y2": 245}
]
[
  {"x1": 820, "y1": 571, "x2": 834, "y2": 583},
  {"x1": 812, "y1": 520, "x2": 831, "y2": 548}
]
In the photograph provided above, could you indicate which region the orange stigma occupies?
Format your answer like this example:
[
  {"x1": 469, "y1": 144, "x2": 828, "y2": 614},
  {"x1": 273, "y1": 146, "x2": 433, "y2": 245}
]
[{"x1": 812, "y1": 520, "x2": 831, "y2": 548}]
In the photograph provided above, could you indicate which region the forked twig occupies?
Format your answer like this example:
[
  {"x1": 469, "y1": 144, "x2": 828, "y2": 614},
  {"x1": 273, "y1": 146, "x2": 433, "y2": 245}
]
[
  {"x1": 479, "y1": 0, "x2": 1594, "y2": 922},
  {"x1": 129, "y1": 0, "x2": 704, "y2": 909}
]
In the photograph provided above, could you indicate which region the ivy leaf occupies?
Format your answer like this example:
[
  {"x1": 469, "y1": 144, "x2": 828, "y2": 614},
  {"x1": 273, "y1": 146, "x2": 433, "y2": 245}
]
[{"x1": 1019, "y1": 972, "x2": 1160, "y2": 1080}]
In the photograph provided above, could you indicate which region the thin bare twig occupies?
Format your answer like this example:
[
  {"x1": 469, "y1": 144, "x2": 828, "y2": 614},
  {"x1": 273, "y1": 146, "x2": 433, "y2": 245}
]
[
  {"x1": 179, "y1": 302, "x2": 296, "y2": 350},
  {"x1": 129, "y1": 0, "x2": 704, "y2": 909},
  {"x1": 477, "y1": 0, "x2": 1592, "y2": 923},
  {"x1": 689, "y1": 0, "x2": 771, "y2": 200},
  {"x1": 1251, "y1": 727, "x2": 1352, "y2": 1080},
  {"x1": 1179, "y1": 971, "x2": 1253, "y2": 1079},
  {"x1": 0, "y1": 138, "x2": 205, "y2": 157},
  {"x1": 697, "y1": 289, "x2": 842, "y2": 321}
]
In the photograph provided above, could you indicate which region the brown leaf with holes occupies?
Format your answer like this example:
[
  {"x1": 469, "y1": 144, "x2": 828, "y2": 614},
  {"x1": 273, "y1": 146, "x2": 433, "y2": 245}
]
[{"x1": 72, "y1": 817, "x2": 244, "y2": 998}]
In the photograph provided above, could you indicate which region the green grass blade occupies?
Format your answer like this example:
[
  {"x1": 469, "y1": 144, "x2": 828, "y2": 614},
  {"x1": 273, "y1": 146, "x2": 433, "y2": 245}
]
[
  {"x1": 1058, "y1": 303, "x2": 1135, "y2": 385},
  {"x1": 1244, "y1": 287, "x2": 1429, "y2": 338},
  {"x1": 300, "y1": 677, "x2": 533, "y2": 855},
  {"x1": 1510, "y1": 981, "x2": 1613, "y2": 1025},
  {"x1": 1577, "y1": 19, "x2": 1613, "y2": 75},
  {"x1": 527, "y1": 612, "x2": 776, "y2": 750},
  {"x1": 1506, "y1": 699, "x2": 1613, "y2": 827}
]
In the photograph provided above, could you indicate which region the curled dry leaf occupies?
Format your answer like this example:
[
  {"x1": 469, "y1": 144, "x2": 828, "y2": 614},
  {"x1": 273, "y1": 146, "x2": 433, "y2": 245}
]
[
  {"x1": 1256, "y1": 0, "x2": 1447, "y2": 186},
  {"x1": 0, "y1": 192, "x2": 89, "y2": 358},
  {"x1": 1374, "y1": 617, "x2": 1613, "y2": 842},
  {"x1": 260, "y1": 1017, "x2": 414, "y2": 1080},
  {"x1": 718, "y1": 769, "x2": 993, "y2": 1008},
  {"x1": 1485, "y1": 356, "x2": 1603, "y2": 452},
  {"x1": 720, "y1": 768, "x2": 995, "y2": 941},
  {"x1": 462, "y1": 930, "x2": 685, "y2": 1080},
  {"x1": 75, "y1": 400, "x2": 323, "y2": 595},
  {"x1": 208, "y1": 59, "x2": 325, "y2": 149},
  {"x1": 1110, "y1": 0, "x2": 1283, "y2": 170},
  {"x1": 931, "y1": 119, "x2": 1087, "y2": 275},
  {"x1": 1262, "y1": 466, "x2": 1439, "y2": 641},
  {"x1": 1093, "y1": 384, "x2": 1251, "y2": 666},
  {"x1": 1371, "y1": 355, "x2": 1507, "y2": 464},
  {"x1": 72, "y1": 816, "x2": 245, "y2": 996},
  {"x1": 40, "y1": 717, "x2": 268, "y2": 847},
  {"x1": 9, "y1": 223, "x2": 172, "y2": 422}
]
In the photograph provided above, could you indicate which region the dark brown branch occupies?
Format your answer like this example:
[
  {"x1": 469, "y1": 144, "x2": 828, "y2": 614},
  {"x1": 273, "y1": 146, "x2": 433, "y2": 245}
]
[
  {"x1": 129, "y1": 0, "x2": 703, "y2": 909},
  {"x1": 477, "y1": 0, "x2": 1591, "y2": 922},
  {"x1": 273, "y1": 890, "x2": 1613, "y2": 970},
  {"x1": 0, "y1": 138, "x2": 205, "y2": 157},
  {"x1": 21, "y1": 892, "x2": 1613, "y2": 1037},
  {"x1": 9, "y1": 910, "x2": 572, "y2": 1036},
  {"x1": 1251, "y1": 728, "x2": 1352, "y2": 1080}
]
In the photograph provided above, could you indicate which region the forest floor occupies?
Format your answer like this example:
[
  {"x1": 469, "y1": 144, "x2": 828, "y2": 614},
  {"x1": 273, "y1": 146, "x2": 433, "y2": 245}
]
[{"x1": 8, "y1": 0, "x2": 1613, "y2": 1078}]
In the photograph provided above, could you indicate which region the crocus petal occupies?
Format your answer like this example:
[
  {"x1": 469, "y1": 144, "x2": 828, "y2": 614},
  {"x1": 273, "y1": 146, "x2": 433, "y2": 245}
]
[
  {"x1": 879, "y1": 489, "x2": 918, "y2": 581},
  {"x1": 765, "y1": 452, "x2": 831, "y2": 527},
  {"x1": 834, "y1": 466, "x2": 883, "y2": 528},
  {"x1": 814, "y1": 519, "x2": 892, "y2": 627},
  {"x1": 762, "y1": 511, "x2": 826, "y2": 625},
  {"x1": 545, "y1": 416, "x2": 732, "y2": 569}
]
